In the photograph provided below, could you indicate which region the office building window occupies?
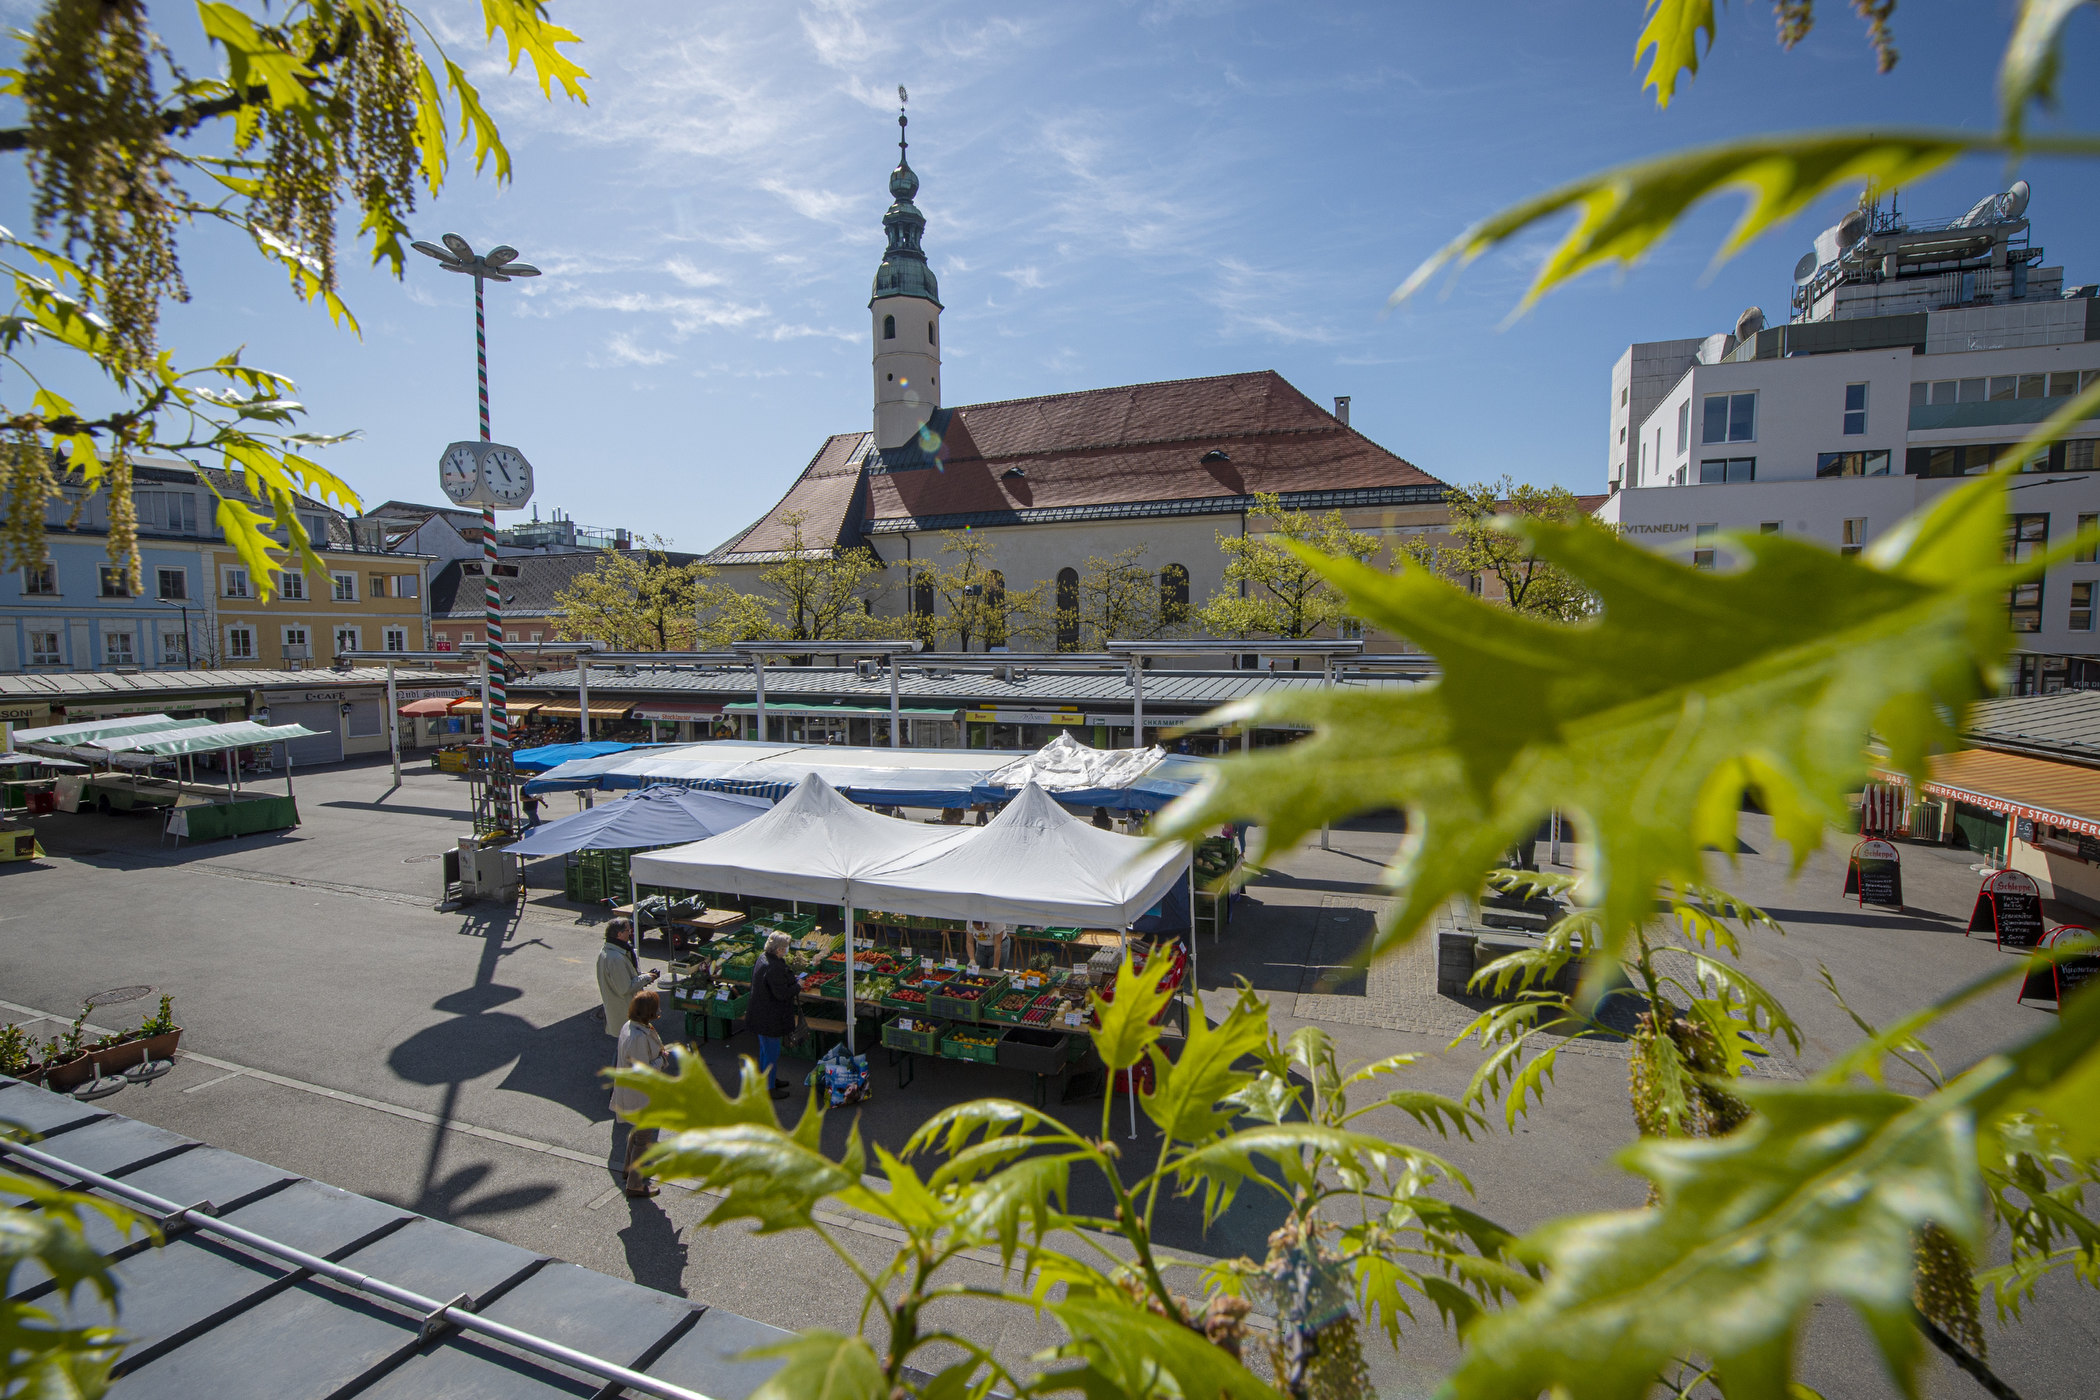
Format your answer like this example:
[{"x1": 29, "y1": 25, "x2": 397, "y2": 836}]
[
  {"x1": 1692, "y1": 523, "x2": 1719, "y2": 570},
  {"x1": 384, "y1": 627, "x2": 408, "y2": 652},
  {"x1": 2080, "y1": 514, "x2": 2099, "y2": 563},
  {"x1": 22, "y1": 563, "x2": 56, "y2": 595},
  {"x1": 156, "y1": 567, "x2": 186, "y2": 600},
  {"x1": 2052, "y1": 371, "x2": 2081, "y2": 397},
  {"x1": 282, "y1": 625, "x2": 309, "y2": 653},
  {"x1": 298, "y1": 512, "x2": 329, "y2": 543},
  {"x1": 2009, "y1": 582, "x2": 2044, "y2": 632},
  {"x1": 226, "y1": 626, "x2": 254, "y2": 660},
  {"x1": 331, "y1": 572, "x2": 357, "y2": 602},
  {"x1": 2007, "y1": 512, "x2": 2050, "y2": 565},
  {"x1": 223, "y1": 565, "x2": 250, "y2": 598},
  {"x1": 370, "y1": 573, "x2": 388, "y2": 600},
  {"x1": 2019, "y1": 374, "x2": 2047, "y2": 399},
  {"x1": 1907, "y1": 443, "x2": 2016, "y2": 477},
  {"x1": 1842, "y1": 518, "x2": 1868, "y2": 558},
  {"x1": 334, "y1": 626, "x2": 359, "y2": 656},
  {"x1": 1991, "y1": 376, "x2": 2018, "y2": 402},
  {"x1": 97, "y1": 565, "x2": 130, "y2": 597},
  {"x1": 395, "y1": 574, "x2": 419, "y2": 599},
  {"x1": 1698, "y1": 457, "x2": 1755, "y2": 484},
  {"x1": 279, "y1": 570, "x2": 306, "y2": 600},
  {"x1": 103, "y1": 629, "x2": 134, "y2": 665},
  {"x1": 28, "y1": 631, "x2": 60, "y2": 666},
  {"x1": 1675, "y1": 400, "x2": 1690, "y2": 455},
  {"x1": 1817, "y1": 450, "x2": 1892, "y2": 478},
  {"x1": 1701, "y1": 392, "x2": 1756, "y2": 444},
  {"x1": 2074, "y1": 582, "x2": 2096, "y2": 632},
  {"x1": 136, "y1": 490, "x2": 199, "y2": 533},
  {"x1": 1843, "y1": 382, "x2": 1867, "y2": 435}
]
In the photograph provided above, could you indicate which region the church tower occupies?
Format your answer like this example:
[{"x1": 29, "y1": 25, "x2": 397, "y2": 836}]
[{"x1": 870, "y1": 91, "x2": 941, "y2": 452}]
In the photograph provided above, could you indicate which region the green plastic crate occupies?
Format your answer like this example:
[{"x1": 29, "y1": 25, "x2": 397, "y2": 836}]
[
  {"x1": 882, "y1": 1017, "x2": 947, "y2": 1055},
  {"x1": 940, "y1": 1026, "x2": 1003, "y2": 1064},
  {"x1": 930, "y1": 976, "x2": 1005, "y2": 1021}
]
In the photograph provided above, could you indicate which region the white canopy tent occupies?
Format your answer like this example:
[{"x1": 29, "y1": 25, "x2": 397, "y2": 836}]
[
  {"x1": 632, "y1": 774, "x2": 1192, "y2": 1054},
  {"x1": 12, "y1": 713, "x2": 213, "y2": 746},
  {"x1": 979, "y1": 732, "x2": 1164, "y2": 798}
]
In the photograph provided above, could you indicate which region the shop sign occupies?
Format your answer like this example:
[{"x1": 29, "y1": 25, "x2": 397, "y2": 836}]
[
  {"x1": 61, "y1": 697, "x2": 233, "y2": 716},
  {"x1": 632, "y1": 703, "x2": 725, "y2": 721},
  {"x1": 2019, "y1": 926, "x2": 2100, "y2": 1005},
  {"x1": 1893, "y1": 774, "x2": 2100, "y2": 839},
  {"x1": 1842, "y1": 837, "x2": 1903, "y2": 909},
  {"x1": 0, "y1": 702, "x2": 50, "y2": 726},
  {"x1": 963, "y1": 709, "x2": 1084, "y2": 726},
  {"x1": 1617, "y1": 522, "x2": 1692, "y2": 535},
  {"x1": 396, "y1": 686, "x2": 469, "y2": 702},
  {"x1": 1968, "y1": 868, "x2": 2043, "y2": 949}
]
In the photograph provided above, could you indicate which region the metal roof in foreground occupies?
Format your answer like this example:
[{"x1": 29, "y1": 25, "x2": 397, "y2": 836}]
[
  {"x1": 0, "y1": 1078, "x2": 787, "y2": 1399},
  {"x1": 0, "y1": 668, "x2": 464, "y2": 701}
]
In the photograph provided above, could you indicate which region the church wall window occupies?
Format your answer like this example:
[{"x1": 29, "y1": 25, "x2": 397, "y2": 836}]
[
  {"x1": 1159, "y1": 563, "x2": 1189, "y2": 626},
  {"x1": 986, "y1": 570, "x2": 1007, "y2": 648},
  {"x1": 883, "y1": 314, "x2": 896, "y2": 339},
  {"x1": 928, "y1": 321, "x2": 936, "y2": 344},
  {"x1": 1056, "y1": 568, "x2": 1079, "y2": 650}
]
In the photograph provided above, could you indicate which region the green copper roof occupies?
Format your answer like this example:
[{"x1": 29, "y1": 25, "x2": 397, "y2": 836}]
[{"x1": 871, "y1": 111, "x2": 940, "y2": 307}]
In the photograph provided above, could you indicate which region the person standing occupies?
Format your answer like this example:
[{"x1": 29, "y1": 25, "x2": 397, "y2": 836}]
[
  {"x1": 596, "y1": 918, "x2": 655, "y2": 1038},
  {"x1": 523, "y1": 791, "x2": 545, "y2": 828},
  {"x1": 613, "y1": 988, "x2": 668, "y2": 1198},
  {"x1": 746, "y1": 930, "x2": 799, "y2": 1101}
]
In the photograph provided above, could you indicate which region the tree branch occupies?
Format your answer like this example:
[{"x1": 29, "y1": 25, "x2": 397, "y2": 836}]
[{"x1": 1915, "y1": 1312, "x2": 2026, "y2": 1400}]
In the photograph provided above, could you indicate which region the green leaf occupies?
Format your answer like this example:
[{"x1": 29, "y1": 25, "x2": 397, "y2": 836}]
[
  {"x1": 1634, "y1": 0, "x2": 1715, "y2": 109},
  {"x1": 1160, "y1": 472, "x2": 2022, "y2": 973},
  {"x1": 1142, "y1": 985, "x2": 1267, "y2": 1145},
  {"x1": 1045, "y1": 1297, "x2": 1280, "y2": 1400},
  {"x1": 479, "y1": 0, "x2": 591, "y2": 102},
  {"x1": 411, "y1": 60, "x2": 452, "y2": 189},
  {"x1": 2002, "y1": 0, "x2": 2092, "y2": 132},
  {"x1": 195, "y1": 3, "x2": 313, "y2": 109},
  {"x1": 1391, "y1": 128, "x2": 1983, "y2": 315},
  {"x1": 740, "y1": 1329, "x2": 885, "y2": 1400},
  {"x1": 444, "y1": 58, "x2": 512, "y2": 181},
  {"x1": 949, "y1": 1153, "x2": 1077, "y2": 1269},
  {"x1": 1174, "y1": 1124, "x2": 1449, "y2": 1225},
  {"x1": 1090, "y1": 949, "x2": 1177, "y2": 1073}
]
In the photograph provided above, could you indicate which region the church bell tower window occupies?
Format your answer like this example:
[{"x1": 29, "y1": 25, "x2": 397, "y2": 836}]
[{"x1": 883, "y1": 314, "x2": 896, "y2": 340}]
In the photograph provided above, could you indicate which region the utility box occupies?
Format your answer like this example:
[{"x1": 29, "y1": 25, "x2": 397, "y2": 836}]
[{"x1": 450, "y1": 837, "x2": 521, "y2": 902}]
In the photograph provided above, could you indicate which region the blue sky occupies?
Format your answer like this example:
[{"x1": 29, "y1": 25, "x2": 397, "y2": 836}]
[{"x1": 11, "y1": 1, "x2": 2100, "y2": 550}]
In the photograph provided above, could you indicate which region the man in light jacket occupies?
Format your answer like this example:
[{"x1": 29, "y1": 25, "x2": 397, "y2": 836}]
[{"x1": 596, "y1": 918, "x2": 655, "y2": 1039}]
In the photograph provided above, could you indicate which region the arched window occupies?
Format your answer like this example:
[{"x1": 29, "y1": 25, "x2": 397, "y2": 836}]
[
  {"x1": 913, "y1": 576, "x2": 934, "y2": 617},
  {"x1": 928, "y1": 320, "x2": 936, "y2": 344},
  {"x1": 1159, "y1": 563, "x2": 1189, "y2": 626},
  {"x1": 985, "y1": 570, "x2": 1007, "y2": 648},
  {"x1": 1056, "y1": 568, "x2": 1079, "y2": 651},
  {"x1": 883, "y1": 314, "x2": 896, "y2": 340}
]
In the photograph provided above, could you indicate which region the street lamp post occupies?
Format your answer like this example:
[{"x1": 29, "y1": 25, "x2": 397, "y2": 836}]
[
  {"x1": 154, "y1": 597, "x2": 192, "y2": 668},
  {"x1": 410, "y1": 233, "x2": 540, "y2": 748}
]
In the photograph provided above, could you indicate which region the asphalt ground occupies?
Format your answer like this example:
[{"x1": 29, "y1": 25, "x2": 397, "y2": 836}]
[{"x1": 2, "y1": 754, "x2": 2095, "y2": 1397}]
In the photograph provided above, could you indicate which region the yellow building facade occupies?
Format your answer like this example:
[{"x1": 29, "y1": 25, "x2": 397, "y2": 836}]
[{"x1": 207, "y1": 547, "x2": 435, "y2": 669}]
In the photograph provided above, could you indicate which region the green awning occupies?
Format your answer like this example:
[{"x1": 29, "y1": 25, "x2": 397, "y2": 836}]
[
  {"x1": 12, "y1": 714, "x2": 215, "y2": 746},
  {"x1": 721, "y1": 702, "x2": 960, "y2": 720},
  {"x1": 102, "y1": 721, "x2": 321, "y2": 756}
]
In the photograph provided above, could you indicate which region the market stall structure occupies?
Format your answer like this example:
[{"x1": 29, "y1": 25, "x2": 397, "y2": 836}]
[{"x1": 15, "y1": 714, "x2": 320, "y2": 842}]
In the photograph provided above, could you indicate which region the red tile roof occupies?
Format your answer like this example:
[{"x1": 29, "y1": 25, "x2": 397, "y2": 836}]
[{"x1": 708, "y1": 432, "x2": 872, "y2": 562}]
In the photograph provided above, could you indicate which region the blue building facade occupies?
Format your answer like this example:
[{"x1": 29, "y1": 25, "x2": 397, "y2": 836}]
[{"x1": 4, "y1": 531, "x2": 212, "y2": 672}]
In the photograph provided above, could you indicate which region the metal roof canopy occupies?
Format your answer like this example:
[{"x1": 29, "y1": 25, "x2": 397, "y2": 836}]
[{"x1": 732, "y1": 640, "x2": 924, "y2": 752}]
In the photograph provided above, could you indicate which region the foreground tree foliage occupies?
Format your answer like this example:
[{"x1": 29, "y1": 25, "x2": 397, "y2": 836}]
[
  {"x1": 0, "y1": 1150, "x2": 150, "y2": 1399},
  {"x1": 0, "y1": 0, "x2": 587, "y2": 596}
]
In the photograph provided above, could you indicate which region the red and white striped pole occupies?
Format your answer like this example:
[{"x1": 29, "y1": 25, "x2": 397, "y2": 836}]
[{"x1": 477, "y1": 274, "x2": 508, "y2": 749}]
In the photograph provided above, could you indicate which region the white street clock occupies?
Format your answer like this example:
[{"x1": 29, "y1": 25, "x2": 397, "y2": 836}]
[{"x1": 436, "y1": 440, "x2": 535, "y2": 509}]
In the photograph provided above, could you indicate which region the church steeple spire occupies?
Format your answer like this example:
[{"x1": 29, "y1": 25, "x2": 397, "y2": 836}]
[
  {"x1": 870, "y1": 87, "x2": 942, "y2": 451},
  {"x1": 871, "y1": 87, "x2": 938, "y2": 305}
]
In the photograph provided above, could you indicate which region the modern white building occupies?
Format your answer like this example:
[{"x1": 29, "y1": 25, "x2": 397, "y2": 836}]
[{"x1": 1600, "y1": 182, "x2": 2100, "y2": 693}]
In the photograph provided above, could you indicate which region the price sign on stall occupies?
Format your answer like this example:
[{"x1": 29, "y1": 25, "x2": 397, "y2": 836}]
[
  {"x1": 1843, "y1": 839, "x2": 1904, "y2": 910},
  {"x1": 1968, "y1": 869, "x2": 2044, "y2": 950}
]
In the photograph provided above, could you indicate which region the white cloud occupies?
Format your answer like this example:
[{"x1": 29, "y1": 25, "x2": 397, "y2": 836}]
[
  {"x1": 596, "y1": 333, "x2": 675, "y2": 367},
  {"x1": 1001, "y1": 265, "x2": 1046, "y2": 290}
]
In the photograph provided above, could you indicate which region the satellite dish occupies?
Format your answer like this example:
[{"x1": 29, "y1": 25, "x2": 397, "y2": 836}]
[
  {"x1": 1794, "y1": 250, "x2": 1819, "y2": 285},
  {"x1": 1736, "y1": 305, "x2": 1766, "y2": 340},
  {"x1": 1955, "y1": 194, "x2": 2000, "y2": 229},
  {"x1": 2004, "y1": 179, "x2": 2031, "y2": 219},
  {"x1": 1837, "y1": 208, "x2": 1868, "y2": 251}
]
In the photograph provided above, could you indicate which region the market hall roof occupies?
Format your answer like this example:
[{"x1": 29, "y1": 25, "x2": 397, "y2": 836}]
[
  {"x1": 0, "y1": 667, "x2": 462, "y2": 702},
  {"x1": 1962, "y1": 691, "x2": 2100, "y2": 767}
]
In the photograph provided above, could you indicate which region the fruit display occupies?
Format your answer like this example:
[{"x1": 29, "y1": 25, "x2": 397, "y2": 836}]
[{"x1": 797, "y1": 971, "x2": 831, "y2": 995}]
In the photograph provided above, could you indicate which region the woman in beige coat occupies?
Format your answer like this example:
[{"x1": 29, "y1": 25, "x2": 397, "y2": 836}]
[
  {"x1": 596, "y1": 918, "x2": 655, "y2": 1038},
  {"x1": 613, "y1": 988, "x2": 668, "y2": 1197}
]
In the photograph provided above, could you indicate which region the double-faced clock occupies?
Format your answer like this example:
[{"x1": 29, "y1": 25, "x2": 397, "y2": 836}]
[{"x1": 436, "y1": 440, "x2": 535, "y2": 509}]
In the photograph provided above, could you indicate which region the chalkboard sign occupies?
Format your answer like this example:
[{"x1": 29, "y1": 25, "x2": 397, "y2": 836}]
[
  {"x1": 1843, "y1": 839, "x2": 1904, "y2": 909},
  {"x1": 2060, "y1": 942, "x2": 2100, "y2": 1001},
  {"x1": 2019, "y1": 927, "x2": 2100, "y2": 1005},
  {"x1": 1968, "y1": 869, "x2": 2044, "y2": 949},
  {"x1": 2079, "y1": 833, "x2": 2100, "y2": 863},
  {"x1": 2015, "y1": 817, "x2": 2037, "y2": 843}
]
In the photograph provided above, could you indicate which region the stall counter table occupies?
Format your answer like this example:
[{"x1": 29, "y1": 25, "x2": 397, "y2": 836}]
[{"x1": 164, "y1": 793, "x2": 299, "y2": 842}]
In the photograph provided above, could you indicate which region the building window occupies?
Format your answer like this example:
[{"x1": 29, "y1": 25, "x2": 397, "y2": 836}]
[
  {"x1": 156, "y1": 567, "x2": 187, "y2": 600},
  {"x1": 1701, "y1": 392, "x2": 1755, "y2": 444},
  {"x1": 1055, "y1": 567, "x2": 1079, "y2": 650},
  {"x1": 1691, "y1": 524, "x2": 1718, "y2": 570},
  {"x1": 1698, "y1": 457, "x2": 1755, "y2": 483},
  {"x1": 1159, "y1": 563, "x2": 1190, "y2": 626},
  {"x1": 370, "y1": 573, "x2": 388, "y2": 600},
  {"x1": 1843, "y1": 382, "x2": 1867, "y2": 435},
  {"x1": 226, "y1": 626, "x2": 254, "y2": 660},
  {"x1": 928, "y1": 320, "x2": 936, "y2": 344},
  {"x1": 1675, "y1": 400, "x2": 1690, "y2": 456},
  {"x1": 223, "y1": 565, "x2": 250, "y2": 598},
  {"x1": 2009, "y1": 582, "x2": 2044, "y2": 632},
  {"x1": 282, "y1": 625, "x2": 309, "y2": 654},
  {"x1": 912, "y1": 576, "x2": 935, "y2": 618},
  {"x1": 298, "y1": 512, "x2": 328, "y2": 543},
  {"x1": 1467, "y1": 572, "x2": 1484, "y2": 595},
  {"x1": 1619, "y1": 386, "x2": 1628, "y2": 406},
  {"x1": 103, "y1": 629, "x2": 134, "y2": 666},
  {"x1": 97, "y1": 565, "x2": 130, "y2": 597},
  {"x1": 161, "y1": 629, "x2": 187, "y2": 665},
  {"x1": 22, "y1": 563, "x2": 56, "y2": 595},
  {"x1": 1760, "y1": 521, "x2": 1782, "y2": 535},
  {"x1": 883, "y1": 314, "x2": 896, "y2": 340},
  {"x1": 2080, "y1": 514, "x2": 2099, "y2": 563},
  {"x1": 395, "y1": 574, "x2": 419, "y2": 599},
  {"x1": 1816, "y1": 450, "x2": 1892, "y2": 478},
  {"x1": 2007, "y1": 512, "x2": 2050, "y2": 565},
  {"x1": 331, "y1": 572, "x2": 357, "y2": 602},
  {"x1": 384, "y1": 627, "x2": 408, "y2": 652},
  {"x1": 2053, "y1": 371, "x2": 2081, "y2": 397},
  {"x1": 1618, "y1": 425, "x2": 1625, "y2": 444},
  {"x1": 136, "y1": 490, "x2": 199, "y2": 533},
  {"x1": 279, "y1": 570, "x2": 306, "y2": 600},
  {"x1": 1842, "y1": 518, "x2": 1868, "y2": 558},
  {"x1": 1338, "y1": 616, "x2": 1365, "y2": 640},
  {"x1": 2074, "y1": 582, "x2": 2096, "y2": 632},
  {"x1": 28, "y1": 631, "x2": 61, "y2": 667},
  {"x1": 334, "y1": 626, "x2": 359, "y2": 657}
]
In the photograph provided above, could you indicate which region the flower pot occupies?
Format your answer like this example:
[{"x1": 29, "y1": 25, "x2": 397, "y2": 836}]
[
  {"x1": 139, "y1": 1028, "x2": 183, "y2": 1063},
  {"x1": 5, "y1": 1063, "x2": 45, "y2": 1087},
  {"x1": 88, "y1": 1038, "x2": 146, "y2": 1076},
  {"x1": 43, "y1": 1055, "x2": 94, "y2": 1092}
]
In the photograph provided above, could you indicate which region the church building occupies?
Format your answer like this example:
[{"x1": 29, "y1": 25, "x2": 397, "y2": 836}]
[{"x1": 705, "y1": 107, "x2": 1449, "y2": 652}]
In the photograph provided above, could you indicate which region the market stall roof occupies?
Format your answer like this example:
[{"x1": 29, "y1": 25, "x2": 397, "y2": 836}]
[
  {"x1": 11, "y1": 713, "x2": 213, "y2": 746},
  {"x1": 1878, "y1": 747, "x2": 2100, "y2": 837},
  {"x1": 0, "y1": 750, "x2": 87, "y2": 770},
  {"x1": 630, "y1": 772, "x2": 969, "y2": 902},
  {"x1": 850, "y1": 782, "x2": 1188, "y2": 927},
  {"x1": 506, "y1": 782, "x2": 771, "y2": 857},
  {"x1": 396, "y1": 697, "x2": 458, "y2": 716},
  {"x1": 532, "y1": 700, "x2": 631, "y2": 720},
  {"x1": 970, "y1": 731, "x2": 1197, "y2": 809},
  {"x1": 510, "y1": 740, "x2": 652, "y2": 774},
  {"x1": 524, "y1": 739, "x2": 1007, "y2": 807},
  {"x1": 93, "y1": 720, "x2": 321, "y2": 757}
]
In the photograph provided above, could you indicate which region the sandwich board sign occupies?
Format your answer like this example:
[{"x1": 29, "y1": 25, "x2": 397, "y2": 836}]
[
  {"x1": 1842, "y1": 838, "x2": 1903, "y2": 909},
  {"x1": 2017, "y1": 925, "x2": 2100, "y2": 1005},
  {"x1": 1967, "y1": 868, "x2": 2044, "y2": 950}
]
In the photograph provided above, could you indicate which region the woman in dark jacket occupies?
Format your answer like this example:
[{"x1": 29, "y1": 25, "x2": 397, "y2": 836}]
[{"x1": 746, "y1": 931, "x2": 799, "y2": 1100}]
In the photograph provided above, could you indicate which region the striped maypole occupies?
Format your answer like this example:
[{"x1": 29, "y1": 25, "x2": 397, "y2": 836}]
[{"x1": 477, "y1": 275, "x2": 508, "y2": 748}]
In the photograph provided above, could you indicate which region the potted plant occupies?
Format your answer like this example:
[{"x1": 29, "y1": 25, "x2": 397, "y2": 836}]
[
  {"x1": 87, "y1": 1024, "x2": 144, "y2": 1077},
  {"x1": 42, "y1": 1014, "x2": 92, "y2": 1092},
  {"x1": 138, "y1": 995, "x2": 182, "y2": 1063},
  {"x1": 0, "y1": 1022, "x2": 41, "y2": 1086}
]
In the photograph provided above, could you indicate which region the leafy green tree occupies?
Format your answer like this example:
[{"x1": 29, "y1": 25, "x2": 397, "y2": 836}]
[
  {"x1": 1198, "y1": 493, "x2": 1380, "y2": 640},
  {"x1": 901, "y1": 530, "x2": 1049, "y2": 652},
  {"x1": 756, "y1": 510, "x2": 899, "y2": 645},
  {"x1": 551, "y1": 537, "x2": 768, "y2": 652},
  {"x1": 0, "y1": 0, "x2": 588, "y2": 597},
  {"x1": 1399, "y1": 477, "x2": 1594, "y2": 623},
  {"x1": 1061, "y1": 544, "x2": 1164, "y2": 650}
]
